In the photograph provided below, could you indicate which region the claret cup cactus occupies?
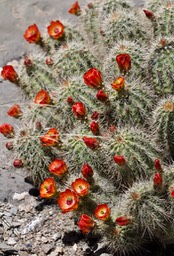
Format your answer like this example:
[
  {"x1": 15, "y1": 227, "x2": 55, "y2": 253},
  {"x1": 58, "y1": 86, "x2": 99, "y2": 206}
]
[{"x1": 2, "y1": 0, "x2": 174, "y2": 255}]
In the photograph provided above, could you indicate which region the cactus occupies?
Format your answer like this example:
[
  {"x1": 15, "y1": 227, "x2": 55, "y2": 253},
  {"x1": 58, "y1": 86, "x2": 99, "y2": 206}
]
[{"x1": 2, "y1": 0, "x2": 174, "y2": 255}]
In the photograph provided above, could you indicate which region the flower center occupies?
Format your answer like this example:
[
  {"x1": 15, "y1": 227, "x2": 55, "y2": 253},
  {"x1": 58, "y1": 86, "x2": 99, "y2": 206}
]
[
  {"x1": 54, "y1": 28, "x2": 60, "y2": 34},
  {"x1": 66, "y1": 197, "x2": 73, "y2": 205}
]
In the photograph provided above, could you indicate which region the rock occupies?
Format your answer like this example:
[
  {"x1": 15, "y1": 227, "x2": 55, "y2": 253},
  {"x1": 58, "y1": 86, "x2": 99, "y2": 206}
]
[
  {"x1": 21, "y1": 217, "x2": 45, "y2": 234},
  {"x1": 50, "y1": 246, "x2": 64, "y2": 256},
  {"x1": 13, "y1": 192, "x2": 28, "y2": 201},
  {"x1": 42, "y1": 244, "x2": 54, "y2": 254},
  {"x1": 73, "y1": 243, "x2": 77, "y2": 251},
  {"x1": 52, "y1": 233, "x2": 61, "y2": 241},
  {"x1": 7, "y1": 237, "x2": 17, "y2": 245},
  {"x1": 10, "y1": 206, "x2": 18, "y2": 215}
]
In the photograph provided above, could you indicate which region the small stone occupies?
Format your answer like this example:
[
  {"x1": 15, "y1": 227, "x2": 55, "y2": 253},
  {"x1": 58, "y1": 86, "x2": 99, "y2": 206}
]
[
  {"x1": 10, "y1": 206, "x2": 18, "y2": 215},
  {"x1": 13, "y1": 192, "x2": 28, "y2": 201},
  {"x1": 42, "y1": 244, "x2": 54, "y2": 254},
  {"x1": 52, "y1": 233, "x2": 61, "y2": 241},
  {"x1": 7, "y1": 238, "x2": 17, "y2": 245},
  {"x1": 41, "y1": 236, "x2": 48, "y2": 243},
  {"x1": 73, "y1": 243, "x2": 77, "y2": 251},
  {"x1": 50, "y1": 246, "x2": 64, "y2": 256}
]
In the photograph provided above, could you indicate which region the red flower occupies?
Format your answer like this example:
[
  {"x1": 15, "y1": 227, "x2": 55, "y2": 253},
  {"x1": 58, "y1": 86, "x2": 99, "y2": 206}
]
[
  {"x1": 96, "y1": 90, "x2": 108, "y2": 102},
  {"x1": 24, "y1": 24, "x2": 41, "y2": 43},
  {"x1": 154, "y1": 172, "x2": 163, "y2": 186},
  {"x1": 40, "y1": 128, "x2": 59, "y2": 146},
  {"x1": 13, "y1": 159, "x2": 23, "y2": 168},
  {"x1": 49, "y1": 159, "x2": 67, "y2": 177},
  {"x1": 83, "y1": 68, "x2": 102, "y2": 88},
  {"x1": 58, "y1": 189, "x2": 79, "y2": 213},
  {"x1": 111, "y1": 77, "x2": 125, "y2": 91},
  {"x1": 91, "y1": 111, "x2": 99, "y2": 120},
  {"x1": 94, "y1": 204, "x2": 110, "y2": 221},
  {"x1": 1, "y1": 65, "x2": 18, "y2": 83},
  {"x1": 0, "y1": 123, "x2": 14, "y2": 138},
  {"x1": 7, "y1": 104, "x2": 22, "y2": 118},
  {"x1": 116, "y1": 54, "x2": 131, "y2": 73},
  {"x1": 72, "y1": 178, "x2": 90, "y2": 197},
  {"x1": 72, "y1": 102, "x2": 86, "y2": 118},
  {"x1": 83, "y1": 137, "x2": 99, "y2": 150},
  {"x1": 68, "y1": 1, "x2": 81, "y2": 16},
  {"x1": 40, "y1": 177, "x2": 57, "y2": 199},
  {"x1": 34, "y1": 89, "x2": 51, "y2": 105},
  {"x1": 154, "y1": 159, "x2": 162, "y2": 171},
  {"x1": 116, "y1": 216, "x2": 130, "y2": 226},
  {"x1": 143, "y1": 10, "x2": 154, "y2": 20},
  {"x1": 114, "y1": 155, "x2": 126, "y2": 166},
  {"x1": 78, "y1": 214, "x2": 95, "y2": 234},
  {"x1": 81, "y1": 163, "x2": 94, "y2": 179},
  {"x1": 47, "y1": 20, "x2": 64, "y2": 40},
  {"x1": 90, "y1": 121, "x2": 99, "y2": 135}
]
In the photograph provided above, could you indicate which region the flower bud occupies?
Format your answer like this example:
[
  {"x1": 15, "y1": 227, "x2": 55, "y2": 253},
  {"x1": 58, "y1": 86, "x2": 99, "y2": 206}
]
[
  {"x1": 72, "y1": 102, "x2": 86, "y2": 118},
  {"x1": 68, "y1": 1, "x2": 81, "y2": 16},
  {"x1": 13, "y1": 159, "x2": 23, "y2": 168},
  {"x1": 83, "y1": 137, "x2": 99, "y2": 150},
  {"x1": 34, "y1": 90, "x2": 51, "y2": 105},
  {"x1": 83, "y1": 68, "x2": 102, "y2": 88},
  {"x1": 90, "y1": 121, "x2": 99, "y2": 135},
  {"x1": 81, "y1": 163, "x2": 94, "y2": 179},
  {"x1": 45, "y1": 57, "x2": 53, "y2": 66},
  {"x1": 5, "y1": 142, "x2": 13, "y2": 150},
  {"x1": 143, "y1": 10, "x2": 154, "y2": 20},
  {"x1": 91, "y1": 111, "x2": 99, "y2": 120},
  {"x1": 154, "y1": 159, "x2": 162, "y2": 171},
  {"x1": 0, "y1": 123, "x2": 14, "y2": 138},
  {"x1": 116, "y1": 216, "x2": 130, "y2": 226},
  {"x1": 1, "y1": 65, "x2": 18, "y2": 83},
  {"x1": 116, "y1": 54, "x2": 131, "y2": 73},
  {"x1": 111, "y1": 77, "x2": 124, "y2": 91},
  {"x1": 96, "y1": 90, "x2": 108, "y2": 102},
  {"x1": 78, "y1": 214, "x2": 95, "y2": 234},
  {"x1": 114, "y1": 155, "x2": 126, "y2": 166},
  {"x1": 7, "y1": 104, "x2": 22, "y2": 118},
  {"x1": 153, "y1": 172, "x2": 163, "y2": 186}
]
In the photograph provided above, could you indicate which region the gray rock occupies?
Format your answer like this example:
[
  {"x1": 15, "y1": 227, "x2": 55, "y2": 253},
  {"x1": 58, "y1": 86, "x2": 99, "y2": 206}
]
[{"x1": 6, "y1": 237, "x2": 17, "y2": 245}]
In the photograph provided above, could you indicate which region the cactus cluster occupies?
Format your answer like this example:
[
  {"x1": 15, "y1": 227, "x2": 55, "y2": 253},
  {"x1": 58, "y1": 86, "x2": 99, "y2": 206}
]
[{"x1": 2, "y1": 0, "x2": 174, "y2": 255}]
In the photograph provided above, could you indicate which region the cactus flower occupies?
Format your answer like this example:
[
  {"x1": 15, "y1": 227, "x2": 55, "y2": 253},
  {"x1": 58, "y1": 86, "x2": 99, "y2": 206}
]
[
  {"x1": 34, "y1": 89, "x2": 51, "y2": 105},
  {"x1": 81, "y1": 163, "x2": 94, "y2": 179},
  {"x1": 13, "y1": 159, "x2": 23, "y2": 168},
  {"x1": 49, "y1": 159, "x2": 67, "y2": 177},
  {"x1": 58, "y1": 189, "x2": 79, "y2": 213},
  {"x1": 7, "y1": 104, "x2": 22, "y2": 118},
  {"x1": 90, "y1": 121, "x2": 99, "y2": 135},
  {"x1": 1, "y1": 65, "x2": 18, "y2": 83},
  {"x1": 111, "y1": 77, "x2": 125, "y2": 91},
  {"x1": 47, "y1": 20, "x2": 64, "y2": 40},
  {"x1": 94, "y1": 204, "x2": 110, "y2": 221},
  {"x1": 40, "y1": 177, "x2": 57, "y2": 198},
  {"x1": 114, "y1": 155, "x2": 126, "y2": 166},
  {"x1": 83, "y1": 137, "x2": 99, "y2": 150},
  {"x1": 83, "y1": 68, "x2": 102, "y2": 88},
  {"x1": 116, "y1": 54, "x2": 131, "y2": 73},
  {"x1": 72, "y1": 178, "x2": 90, "y2": 197},
  {"x1": 68, "y1": 1, "x2": 81, "y2": 16},
  {"x1": 96, "y1": 90, "x2": 108, "y2": 102},
  {"x1": 154, "y1": 172, "x2": 163, "y2": 186},
  {"x1": 24, "y1": 24, "x2": 41, "y2": 43},
  {"x1": 116, "y1": 216, "x2": 130, "y2": 226},
  {"x1": 78, "y1": 214, "x2": 95, "y2": 234},
  {"x1": 0, "y1": 123, "x2": 14, "y2": 138},
  {"x1": 40, "y1": 128, "x2": 59, "y2": 146},
  {"x1": 72, "y1": 102, "x2": 86, "y2": 118}
]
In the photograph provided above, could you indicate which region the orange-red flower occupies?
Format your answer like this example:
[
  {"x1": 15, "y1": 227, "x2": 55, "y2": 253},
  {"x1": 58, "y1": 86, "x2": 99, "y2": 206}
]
[
  {"x1": 83, "y1": 137, "x2": 99, "y2": 150},
  {"x1": 0, "y1": 123, "x2": 14, "y2": 138},
  {"x1": 116, "y1": 54, "x2": 131, "y2": 73},
  {"x1": 34, "y1": 89, "x2": 51, "y2": 105},
  {"x1": 40, "y1": 128, "x2": 59, "y2": 146},
  {"x1": 72, "y1": 102, "x2": 86, "y2": 118},
  {"x1": 96, "y1": 90, "x2": 108, "y2": 102},
  {"x1": 94, "y1": 204, "x2": 110, "y2": 221},
  {"x1": 47, "y1": 20, "x2": 64, "y2": 40},
  {"x1": 116, "y1": 216, "x2": 130, "y2": 226},
  {"x1": 1, "y1": 65, "x2": 18, "y2": 83},
  {"x1": 78, "y1": 214, "x2": 95, "y2": 234},
  {"x1": 7, "y1": 104, "x2": 22, "y2": 118},
  {"x1": 49, "y1": 159, "x2": 67, "y2": 177},
  {"x1": 24, "y1": 24, "x2": 41, "y2": 43},
  {"x1": 68, "y1": 1, "x2": 81, "y2": 15},
  {"x1": 83, "y1": 68, "x2": 102, "y2": 88},
  {"x1": 114, "y1": 155, "x2": 126, "y2": 166},
  {"x1": 58, "y1": 189, "x2": 79, "y2": 213},
  {"x1": 40, "y1": 177, "x2": 57, "y2": 198},
  {"x1": 154, "y1": 172, "x2": 163, "y2": 186},
  {"x1": 81, "y1": 163, "x2": 94, "y2": 179},
  {"x1": 111, "y1": 77, "x2": 125, "y2": 91},
  {"x1": 72, "y1": 178, "x2": 90, "y2": 197},
  {"x1": 90, "y1": 121, "x2": 99, "y2": 135}
]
